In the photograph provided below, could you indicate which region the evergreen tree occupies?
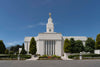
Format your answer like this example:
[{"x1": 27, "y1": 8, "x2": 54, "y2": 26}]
[
  {"x1": 29, "y1": 37, "x2": 37, "y2": 55},
  {"x1": 0, "y1": 40, "x2": 6, "y2": 54},
  {"x1": 95, "y1": 34, "x2": 100, "y2": 49},
  {"x1": 74, "y1": 40, "x2": 84, "y2": 53},
  {"x1": 63, "y1": 38, "x2": 71, "y2": 53},
  {"x1": 84, "y1": 38, "x2": 95, "y2": 53},
  {"x1": 70, "y1": 38, "x2": 76, "y2": 53},
  {"x1": 20, "y1": 43, "x2": 27, "y2": 54}
]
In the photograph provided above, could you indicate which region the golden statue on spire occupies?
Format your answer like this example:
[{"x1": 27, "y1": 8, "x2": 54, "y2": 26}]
[{"x1": 49, "y1": 13, "x2": 51, "y2": 17}]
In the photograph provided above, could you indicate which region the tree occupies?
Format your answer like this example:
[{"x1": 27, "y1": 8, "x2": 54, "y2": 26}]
[
  {"x1": 95, "y1": 34, "x2": 100, "y2": 49},
  {"x1": 29, "y1": 37, "x2": 37, "y2": 55},
  {"x1": 20, "y1": 43, "x2": 27, "y2": 54},
  {"x1": 84, "y1": 38, "x2": 95, "y2": 53},
  {"x1": 70, "y1": 38, "x2": 76, "y2": 53},
  {"x1": 63, "y1": 38, "x2": 71, "y2": 53},
  {"x1": 10, "y1": 45, "x2": 22, "y2": 53},
  {"x1": 0, "y1": 40, "x2": 6, "y2": 54},
  {"x1": 74, "y1": 40, "x2": 84, "y2": 53},
  {"x1": 5, "y1": 49, "x2": 9, "y2": 54},
  {"x1": 84, "y1": 46, "x2": 94, "y2": 53}
]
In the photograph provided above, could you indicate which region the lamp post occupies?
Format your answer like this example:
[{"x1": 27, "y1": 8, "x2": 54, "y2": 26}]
[{"x1": 80, "y1": 52, "x2": 82, "y2": 60}]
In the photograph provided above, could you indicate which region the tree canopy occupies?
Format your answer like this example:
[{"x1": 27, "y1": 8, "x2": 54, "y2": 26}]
[
  {"x1": 70, "y1": 38, "x2": 76, "y2": 53},
  {"x1": 20, "y1": 43, "x2": 27, "y2": 54},
  {"x1": 74, "y1": 40, "x2": 84, "y2": 53},
  {"x1": 63, "y1": 38, "x2": 71, "y2": 53},
  {"x1": 84, "y1": 38, "x2": 95, "y2": 53},
  {"x1": 10, "y1": 45, "x2": 22, "y2": 53},
  {"x1": 95, "y1": 34, "x2": 100, "y2": 49},
  {"x1": 29, "y1": 37, "x2": 37, "y2": 55},
  {"x1": 0, "y1": 40, "x2": 6, "y2": 54}
]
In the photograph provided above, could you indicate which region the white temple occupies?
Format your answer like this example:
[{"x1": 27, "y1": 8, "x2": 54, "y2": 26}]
[{"x1": 24, "y1": 13, "x2": 87, "y2": 56}]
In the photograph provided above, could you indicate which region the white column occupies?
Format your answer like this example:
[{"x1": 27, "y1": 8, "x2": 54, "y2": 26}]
[
  {"x1": 47, "y1": 40, "x2": 48, "y2": 55},
  {"x1": 51, "y1": 40, "x2": 52, "y2": 55},
  {"x1": 52, "y1": 40, "x2": 53, "y2": 55},
  {"x1": 53, "y1": 40, "x2": 54, "y2": 55},
  {"x1": 46, "y1": 40, "x2": 47, "y2": 55},
  {"x1": 53, "y1": 40, "x2": 55, "y2": 55},
  {"x1": 50, "y1": 40, "x2": 51, "y2": 56},
  {"x1": 48, "y1": 40, "x2": 50, "y2": 56},
  {"x1": 44, "y1": 40, "x2": 45, "y2": 55}
]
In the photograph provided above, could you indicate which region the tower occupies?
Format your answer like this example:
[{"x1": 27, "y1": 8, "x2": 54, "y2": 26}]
[{"x1": 46, "y1": 13, "x2": 54, "y2": 33}]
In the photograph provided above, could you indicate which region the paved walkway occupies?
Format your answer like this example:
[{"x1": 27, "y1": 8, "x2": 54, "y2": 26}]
[{"x1": 0, "y1": 60, "x2": 100, "y2": 67}]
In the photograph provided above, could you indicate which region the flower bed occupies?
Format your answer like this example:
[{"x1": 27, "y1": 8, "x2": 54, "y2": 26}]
[{"x1": 39, "y1": 55, "x2": 61, "y2": 60}]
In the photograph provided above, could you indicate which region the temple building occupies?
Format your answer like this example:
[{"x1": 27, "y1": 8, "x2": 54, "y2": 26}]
[{"x1": 24, "y1": 13, "x2": 87, "y2": 56}]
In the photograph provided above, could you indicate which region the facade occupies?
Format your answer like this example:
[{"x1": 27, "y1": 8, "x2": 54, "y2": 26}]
[{"x1": 24, "y1": 13, "x2": 88, "y2": 56}]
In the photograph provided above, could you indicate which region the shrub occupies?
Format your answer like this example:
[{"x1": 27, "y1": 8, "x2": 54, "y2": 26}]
[
  {"x1": 68, "y1": 54, "x2": 100, "y2": 59},
  {"x1": 39, "y1": 55, "x2": 48, "y2": 58},
  {"x1": 9, "y1": 51, "x2": 14, "y2": 54},
  {"x1": 20, "y1": 55, "x2": 31, "y2": 59}
]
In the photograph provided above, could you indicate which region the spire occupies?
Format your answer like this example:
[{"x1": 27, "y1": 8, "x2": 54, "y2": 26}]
[
  {"x1": 46, "y1": 13, "x2": 54, "y2": 32},
  {"x1": 49, "y1": 13, "x2": 51, "y2": 18},
  {"x1": 48, "y1": 13, "x2": 53, "y2": 23}
]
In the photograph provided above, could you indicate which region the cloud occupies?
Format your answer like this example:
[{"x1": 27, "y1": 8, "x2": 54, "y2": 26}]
[
  {"x1": 27, "y1": 22, "x2": 46, "y2": 28},
  {"x1": 27, "y1": 25, "x2": 36, "y2": 28},
  {"x1": 7, "y1": 41, "x2": 24, "y2": 46},
  {"x1": 38, "y1": 22, "x2": 46, "y2": 26}
]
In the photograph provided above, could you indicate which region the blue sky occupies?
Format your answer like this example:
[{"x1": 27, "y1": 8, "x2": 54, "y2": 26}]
[{"x1": 0, "y1": 0, "x2": 100, "y2": 47}]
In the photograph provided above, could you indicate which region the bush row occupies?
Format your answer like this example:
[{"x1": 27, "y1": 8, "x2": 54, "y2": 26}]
[
  {"x1": 39, "y1": 55, "x2": 60, "y2": 58},
  {"x1": 0, "y1": 54, "x2": 31, "y2": 59},
  {"x1": 68, "y1": 54, "x2": 100, "y2": 59}
]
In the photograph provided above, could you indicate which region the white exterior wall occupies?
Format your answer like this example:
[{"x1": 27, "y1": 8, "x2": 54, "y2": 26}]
[
  {"x1": 37, "y1": 40, "x2": 44, "y2": 56},
  {"x1": 55, "y1": 40, "x2": 62, "y2": 56},
  {"x1": 94, "y1": 50, "x2": 100, "y2": 54},
  {"x1": 63, "y1": 36, "x2": 88, "y2": 46},
  {"x1": 24, "y1": 41, "x2": 30, "y2": 54}
]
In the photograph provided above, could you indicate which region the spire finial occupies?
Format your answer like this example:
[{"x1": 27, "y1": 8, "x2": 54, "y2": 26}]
[{"x1": 49, "y1": 13, "x2": 51, "y2": 18}]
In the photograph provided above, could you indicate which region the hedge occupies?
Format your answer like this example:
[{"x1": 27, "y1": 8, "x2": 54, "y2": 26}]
[
  {"x1": 68, "y1": 54, "x2": 100, "y2": 59},
  {"x1": 0, "y1": 54, "x2": 31, "y2": 60}
]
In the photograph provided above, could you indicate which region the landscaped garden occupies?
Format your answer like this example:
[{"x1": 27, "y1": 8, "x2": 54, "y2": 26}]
[{"x1": 39, "y1": 55, "x2": 61, "y2": 60}]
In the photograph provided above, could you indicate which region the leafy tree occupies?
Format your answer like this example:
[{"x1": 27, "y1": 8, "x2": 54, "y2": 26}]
[
  {"x1": 84, "y1": 46, "x2": 94, "y2": 53},
  {"x1": 95, "y1": 34, "x2": 100, "y2": 49},
  {"x1": 74, "y1": 40, "x2": 84, "y2": 53},
  {"x1": 84, "y1": 38, "x2": 95, "y2": 53},
  {"x1": 63, "y1": 38, "x2": 71, "y2": 53},
  {"x1": 0, "y1": 40, "x2": 6, "y2": 54},
  {"x1": 5, "y1": 49, "x2": 9, "y2": 54},
  {"x1": 20, "y1": 43, "x2": 27, "y2": 54},
  {"x1": 10, "y1": 45, "x2": 22, "y2": 53},
  {"x1": 70, "y1": 38, "x2": 76, "y2": 53},
  {"x1": 29, "y1": 37, "x2": 37, "y2": 55}
]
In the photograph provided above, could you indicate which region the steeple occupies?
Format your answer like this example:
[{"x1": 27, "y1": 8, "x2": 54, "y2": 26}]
[
  {"x1": 49, "y1": 13, "x2": 51, "y2": 18},
  {"x1": 48, "y1": 13, "x2": 53, "y2": 23},
  {"x1": 46, "y1": 13, "x2": 54, "y2": 33}
]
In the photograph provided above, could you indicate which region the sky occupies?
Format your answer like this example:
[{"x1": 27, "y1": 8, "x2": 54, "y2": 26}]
[{"x1": 0, "y1": 0, "x2": 100, "y2": 47}]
